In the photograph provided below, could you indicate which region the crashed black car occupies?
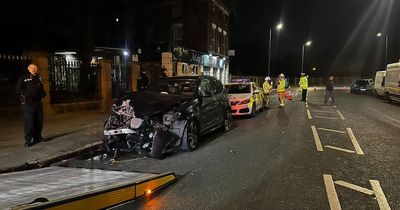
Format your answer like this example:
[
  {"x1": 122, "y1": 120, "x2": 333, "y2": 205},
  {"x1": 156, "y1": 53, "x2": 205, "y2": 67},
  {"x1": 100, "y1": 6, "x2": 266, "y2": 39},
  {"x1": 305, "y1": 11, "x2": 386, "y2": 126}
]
[{"x1": 103, "y1": 76, "x2": 232, "y2": 159}]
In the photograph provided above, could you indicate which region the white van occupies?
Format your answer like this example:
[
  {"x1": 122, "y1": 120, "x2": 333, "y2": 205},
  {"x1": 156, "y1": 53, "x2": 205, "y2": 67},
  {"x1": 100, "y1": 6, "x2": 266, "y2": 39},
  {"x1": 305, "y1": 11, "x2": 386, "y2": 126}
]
[
  {"x1": 374, "y1": 71, "x2": 386, "y2": 97},
  {"x1": 384, "y1": 60, "x2": 400, "y2": 102}
]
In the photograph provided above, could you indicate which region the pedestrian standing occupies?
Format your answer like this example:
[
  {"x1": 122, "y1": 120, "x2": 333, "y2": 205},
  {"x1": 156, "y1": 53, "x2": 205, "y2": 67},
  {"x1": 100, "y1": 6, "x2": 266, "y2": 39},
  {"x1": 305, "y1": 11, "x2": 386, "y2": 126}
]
[
  {"x1": 324, "y1": 76, "x2": 335, "y2": 105},
  {"x1": 262, "y1": 76, "x2": 273, "y2": 109},
  {"x1": 16, "y1": 64, "x2": 46, "y2": 147},
  {"x1": 137, "y1": 71, "x2": 149, "y2": 91},
  {"x1": 277, "y1": 73, "x2": 286, "y2": 108},
  {"x1": 299, "y1": 73, "x2": 308, "y2": 101}
]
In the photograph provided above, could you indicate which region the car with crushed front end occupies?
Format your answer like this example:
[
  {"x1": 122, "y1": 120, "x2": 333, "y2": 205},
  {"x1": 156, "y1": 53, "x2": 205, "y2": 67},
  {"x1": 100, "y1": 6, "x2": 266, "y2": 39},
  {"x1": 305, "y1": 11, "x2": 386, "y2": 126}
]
[
  {"x1": 103, "y1": 76, "x2": 232, "y2": 159},
  {"x1": 225, "y1": 82, "x2": 264, "y2": 117}
]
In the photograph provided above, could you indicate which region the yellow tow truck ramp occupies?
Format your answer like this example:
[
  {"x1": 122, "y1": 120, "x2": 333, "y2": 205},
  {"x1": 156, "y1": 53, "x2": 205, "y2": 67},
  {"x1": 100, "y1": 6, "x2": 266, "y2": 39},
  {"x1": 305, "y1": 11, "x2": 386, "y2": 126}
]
[{"x1": 0, "y1": 166, "x2": 177, "y2": 210}]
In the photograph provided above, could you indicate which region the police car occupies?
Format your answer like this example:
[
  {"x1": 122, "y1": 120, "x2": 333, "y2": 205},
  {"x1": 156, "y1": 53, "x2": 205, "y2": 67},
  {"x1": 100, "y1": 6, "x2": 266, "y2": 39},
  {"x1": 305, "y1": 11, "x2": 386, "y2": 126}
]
[{"x1": 224, "y1": 82, "x2": 264, "y2": 117}]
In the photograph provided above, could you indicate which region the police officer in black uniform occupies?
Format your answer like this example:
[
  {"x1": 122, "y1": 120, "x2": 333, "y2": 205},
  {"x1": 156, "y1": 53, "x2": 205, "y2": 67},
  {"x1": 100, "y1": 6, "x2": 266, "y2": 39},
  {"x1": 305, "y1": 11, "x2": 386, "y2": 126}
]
[{"x1": 16, "y1": 64, "x2": 46, "y2": 147}]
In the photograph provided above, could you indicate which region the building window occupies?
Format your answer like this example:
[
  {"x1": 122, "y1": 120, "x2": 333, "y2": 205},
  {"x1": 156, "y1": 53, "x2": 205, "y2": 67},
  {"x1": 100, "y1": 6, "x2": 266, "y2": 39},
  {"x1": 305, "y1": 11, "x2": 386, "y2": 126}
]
[
  {"x1": 172, "y1": 23, "x2": 183, "y2": 41},
  {"x1": 173, "y1": 6, "x2": 182, "y2": 17},
  {"x1": 211, "y1": 23, "x2": 217, "y2": 52}
]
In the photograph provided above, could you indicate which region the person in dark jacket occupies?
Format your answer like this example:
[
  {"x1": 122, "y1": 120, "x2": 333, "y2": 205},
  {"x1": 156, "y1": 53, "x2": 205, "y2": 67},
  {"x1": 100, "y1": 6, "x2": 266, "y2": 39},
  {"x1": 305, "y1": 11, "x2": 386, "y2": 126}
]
[
  {"x1": 137, "y1": 71, "x2": 149, "y2": 91},
  {"x1": 16, "y1": 64, "x2": 46, "y2": 147},
  {"x1": 324, "y1": 76, "x2": 335, "y2": 105}
]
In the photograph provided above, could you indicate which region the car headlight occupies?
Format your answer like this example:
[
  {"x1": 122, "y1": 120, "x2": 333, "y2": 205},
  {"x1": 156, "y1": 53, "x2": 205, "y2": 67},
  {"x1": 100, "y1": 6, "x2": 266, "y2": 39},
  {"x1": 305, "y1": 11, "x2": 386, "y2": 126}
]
[
  {"x1": 163, "y1": 112, "x2": 181, "y2": 126},
  {"x1": 238, "y1": 98, "x2": 250, "y2": 105}
]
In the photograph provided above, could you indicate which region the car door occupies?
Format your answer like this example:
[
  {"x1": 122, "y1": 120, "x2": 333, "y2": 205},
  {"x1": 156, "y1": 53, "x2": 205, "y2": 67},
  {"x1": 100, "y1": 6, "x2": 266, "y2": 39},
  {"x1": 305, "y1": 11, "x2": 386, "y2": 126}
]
[
  {"x1": 211, "y1": 79, "x2": 225, "y2": 124},
  {"x1": 198, "y1": 78, "x2": 220, "y2": 131}
]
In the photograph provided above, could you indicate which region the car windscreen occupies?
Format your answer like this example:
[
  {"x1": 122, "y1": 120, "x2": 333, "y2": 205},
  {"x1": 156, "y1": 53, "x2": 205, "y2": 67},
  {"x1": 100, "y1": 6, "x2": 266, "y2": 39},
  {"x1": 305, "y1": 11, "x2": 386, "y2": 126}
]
[
  {"x1": 148, "y1": 80, "x2": 197, "y2": 96},
  {"x1": 225, "y1": 84, "x2": 251, "y2": 94}
]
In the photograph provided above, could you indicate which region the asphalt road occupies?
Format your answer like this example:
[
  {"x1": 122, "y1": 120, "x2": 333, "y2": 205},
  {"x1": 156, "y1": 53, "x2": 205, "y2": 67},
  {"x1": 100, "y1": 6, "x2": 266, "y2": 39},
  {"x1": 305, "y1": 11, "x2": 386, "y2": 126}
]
[{"x1": 68, "y1": 88, "x2": 400, "y2": 210}]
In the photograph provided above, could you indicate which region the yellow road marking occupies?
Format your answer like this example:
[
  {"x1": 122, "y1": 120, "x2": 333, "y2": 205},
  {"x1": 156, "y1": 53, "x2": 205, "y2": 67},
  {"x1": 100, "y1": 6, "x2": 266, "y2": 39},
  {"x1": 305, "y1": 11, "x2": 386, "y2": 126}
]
[
  {"x1": 334, "y1": 181, "x2": 374, "y2": 195},
  {"x1": 311, "y1": 126, "x2": 323, "y2": 151},
  {"x1": 324, "y1": 145, "x2": 356, "y2": 154},
  {"x1": 370, "y1": 180, "x2": 392, "y2": 210},
  {"x1": 336, "y1": 110, "x2": 345, "y2": 120},
  {"x1": 318, "y1": 128, "x2": 347, "y2": 134},
  {"x1": 323, "y1": 174, "x2": 342, "y2": 210},
  {"x1": 347, "y1": 128, "x2": 364, "y2": 155},
  {"x1": 307, "y1": 110, "x2": 312, "y2": 119}
]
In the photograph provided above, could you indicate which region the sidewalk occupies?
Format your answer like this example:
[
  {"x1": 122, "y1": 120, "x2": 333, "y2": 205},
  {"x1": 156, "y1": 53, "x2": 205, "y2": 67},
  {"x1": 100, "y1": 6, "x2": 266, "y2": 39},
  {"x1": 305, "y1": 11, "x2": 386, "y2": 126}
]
[{"x1": 0, "y1": 111, "x2": 108, "y2": 173}]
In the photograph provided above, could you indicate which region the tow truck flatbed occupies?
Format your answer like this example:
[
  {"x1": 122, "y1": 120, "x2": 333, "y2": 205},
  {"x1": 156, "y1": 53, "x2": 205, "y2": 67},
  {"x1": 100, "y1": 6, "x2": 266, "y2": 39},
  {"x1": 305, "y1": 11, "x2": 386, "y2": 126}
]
[{"x1": 0, "y1": 166, "x2": 176, "y2": 210}]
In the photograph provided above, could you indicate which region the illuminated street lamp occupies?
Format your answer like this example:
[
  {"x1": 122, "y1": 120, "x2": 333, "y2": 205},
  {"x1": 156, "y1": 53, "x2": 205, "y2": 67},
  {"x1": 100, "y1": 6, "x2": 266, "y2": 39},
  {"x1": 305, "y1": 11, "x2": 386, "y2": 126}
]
[
  {"x1": 312, "y1": 67, "x2": 317, "y2": 71},
  {"x1": 268, "y1": 22, "x2": 284, "y2": 76},
  {"x1": 301, "y1": 40, "x2": 312, "y2": 73},
  {"x1": 377, "y1": 32, "x2": 389, "y2": 67}
]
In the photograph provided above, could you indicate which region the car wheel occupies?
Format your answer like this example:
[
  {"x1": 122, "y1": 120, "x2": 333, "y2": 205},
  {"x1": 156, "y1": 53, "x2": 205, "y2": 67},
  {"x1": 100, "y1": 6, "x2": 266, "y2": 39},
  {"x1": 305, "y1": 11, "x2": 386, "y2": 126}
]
[
  {"x1": 150, "y1": 131, "x2": 168, "y2": 159},
  {"x1": 180, "y1": 120, "x2": 199, "y2": 152},
  {"x1": 222, "y1": 109, "x2": 232, "y2": 131},
  {"x1": 250, "y1": 103, "x2": 256, "y2": 117},
  {"x1": 385, "y1": 93, "x2": 392, "y2": 103}
]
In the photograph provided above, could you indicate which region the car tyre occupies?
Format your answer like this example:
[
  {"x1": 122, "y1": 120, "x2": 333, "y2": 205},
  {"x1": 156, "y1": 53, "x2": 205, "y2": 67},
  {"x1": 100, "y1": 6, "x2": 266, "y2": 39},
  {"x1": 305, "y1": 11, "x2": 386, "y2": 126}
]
[
  {"x1": 180, "y1": 120, "x2": 199, "y2": 152},
  {"x1": 222, "y1": 109, "x2": 232, "y2": 131},
  {"x1": 150, "y1": 131, "x2": 168, "y2": 159},
  {"x1": 385, "y1": 92, "x2": 392, "y2": 103}
]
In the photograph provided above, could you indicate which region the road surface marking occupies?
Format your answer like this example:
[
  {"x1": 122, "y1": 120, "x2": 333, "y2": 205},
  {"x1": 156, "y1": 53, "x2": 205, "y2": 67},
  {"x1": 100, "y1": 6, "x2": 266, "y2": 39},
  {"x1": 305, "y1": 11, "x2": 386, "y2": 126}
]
[
  {"x1": 311, "y1": 126, "x2": 323, "y2": 151},
  {"x1": 370, "y1": 180, "x2": 392, "y2": 210},
  {"x1": 324, "y1": 145, "x2": 356, "y2": 154},
  {"x1": 323, "y1": 174, "x2": 342, "y2": 210},
  {"x1": 307, "y1": 110, "x2": 312, "y2": 119},
  {"x1": 334, "y1": 181, "x2": 374, "y2": 195},
  {"x1": 312, "y1": 110, "x2": 336, "y2": 113},
  {"x1": 336, "y1": 110, "x2": 345, "y2": 120},
  {"x1": 318, "y1": 128, "x2": 347, "y2": 134},
  {"x1": 333, "y1": 105, "x2": 337, "y2": 109},
  {"x1": 314, "y1": 116, "x2": 340, "y2": 120},
  {"x1": 347, "y1": 128, "x2": 364, "y2": 155},
  {"x1": 306, "y1": 102, "x2": 309, "y2": 108}
]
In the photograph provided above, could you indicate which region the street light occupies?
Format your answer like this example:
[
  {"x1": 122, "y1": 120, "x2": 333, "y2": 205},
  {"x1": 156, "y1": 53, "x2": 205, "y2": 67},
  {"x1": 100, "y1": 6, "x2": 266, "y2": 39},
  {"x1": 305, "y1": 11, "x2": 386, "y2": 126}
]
[
  {"x1": 268, "y1": 22, "x2": 284, "y2": 76},
  {"x1": 301, "y1": 41, "x2": 312, "y2": 74},
  {"x1": 312, "y1": 67, "x2": 317, "y2": 71},
  {"x1": 377, "y1": 32, "x2": 389, "y2": 68}
]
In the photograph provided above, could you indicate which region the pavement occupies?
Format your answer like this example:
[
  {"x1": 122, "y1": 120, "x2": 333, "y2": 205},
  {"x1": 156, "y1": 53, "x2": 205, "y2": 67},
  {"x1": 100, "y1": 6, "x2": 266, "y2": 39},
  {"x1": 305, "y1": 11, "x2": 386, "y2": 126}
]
[
  {"x1": 0, "y1": 111, "x2": 107, "y2": 173},
  {"x1": 62, "y1": 88, "x2": 400, "y2": 210}
]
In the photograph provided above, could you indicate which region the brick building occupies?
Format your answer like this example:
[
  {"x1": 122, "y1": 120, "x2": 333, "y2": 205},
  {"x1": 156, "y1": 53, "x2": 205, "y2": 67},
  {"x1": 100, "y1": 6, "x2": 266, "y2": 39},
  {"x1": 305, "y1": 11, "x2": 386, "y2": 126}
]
[{"x1": 132, "y1": 0, "x2": 230, "y2": 83}]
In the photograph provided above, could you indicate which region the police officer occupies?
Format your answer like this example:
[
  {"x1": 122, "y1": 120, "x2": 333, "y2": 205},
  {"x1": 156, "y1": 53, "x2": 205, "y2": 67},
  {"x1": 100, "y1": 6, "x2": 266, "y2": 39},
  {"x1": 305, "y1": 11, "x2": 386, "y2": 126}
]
[
  {"x1": 277, "y1": 73, "x2": 286, "y2": 108},
  {"x1": 16, "y1": 64, "x2": 46, "y2": 147},
  {"x1": 262, "y1": 76, "x2": 273, "y2": 109},
  {"x1": 299, "y1": 73, "x2": 309, "y2": 101}
]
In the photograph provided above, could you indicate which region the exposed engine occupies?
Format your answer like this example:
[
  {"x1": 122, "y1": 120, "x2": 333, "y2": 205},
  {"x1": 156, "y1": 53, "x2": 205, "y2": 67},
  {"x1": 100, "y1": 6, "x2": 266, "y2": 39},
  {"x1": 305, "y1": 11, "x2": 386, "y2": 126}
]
[{"x1": 103, "y1": 99, "x2": 187, "y2": 159}]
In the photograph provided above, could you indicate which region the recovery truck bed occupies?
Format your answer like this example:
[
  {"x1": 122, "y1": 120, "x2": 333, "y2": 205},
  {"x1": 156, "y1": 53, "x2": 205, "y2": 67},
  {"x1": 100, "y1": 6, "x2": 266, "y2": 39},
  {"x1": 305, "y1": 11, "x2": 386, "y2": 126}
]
[{"x1": 0, "y1": 166, "x2": 176, "y2": 209}]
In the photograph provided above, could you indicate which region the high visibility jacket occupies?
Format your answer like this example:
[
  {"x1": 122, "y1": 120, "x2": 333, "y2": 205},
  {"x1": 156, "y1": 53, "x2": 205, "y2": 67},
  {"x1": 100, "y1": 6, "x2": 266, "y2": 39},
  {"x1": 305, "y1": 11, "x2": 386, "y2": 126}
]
[
  {"x1": 263, "y1": 81, "x2": 272, "y2": 94},
  {"x1": 299, "y1": 76, "x2": 308, "y2": 90},
  {"x1": 277, "y1": 79, "x2": 286, "y2": 93}
]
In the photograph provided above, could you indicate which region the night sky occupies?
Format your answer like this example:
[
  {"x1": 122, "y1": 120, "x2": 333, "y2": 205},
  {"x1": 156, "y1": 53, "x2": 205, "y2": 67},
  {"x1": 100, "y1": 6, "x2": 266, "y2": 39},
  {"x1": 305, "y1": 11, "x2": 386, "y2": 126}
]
[
  {"x1": 225, "y1": 0, "x2": 400, "y2": 77},
  {"x1": 1, "y1": 0, "x2": 400, "y2": 78}
]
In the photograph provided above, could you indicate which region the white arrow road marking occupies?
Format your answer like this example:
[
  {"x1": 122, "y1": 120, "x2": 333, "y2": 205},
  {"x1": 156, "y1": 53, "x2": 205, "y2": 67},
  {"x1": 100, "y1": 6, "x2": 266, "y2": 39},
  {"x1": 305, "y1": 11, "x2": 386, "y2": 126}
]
[
  {"x1": 311, "y1": 126, "x2": 323, "y2": 151},
  {"x1": 323, "y1": 174, "x2": 342, "y2": 210},
  {"x1": 314, "y1": 116, "x2": 340, "y2": 120},
  {"x1": 370, "y1": 180, "x2": 392, "y2": 210},
  {"x1": 347, "y1": 128, "x2": 364, "y2": 155},
  {"x1": 318, "y1": 128, "x2": 347, "y2": 134},
  {"x1": 336, "y1": 110, "x2": 345, "y2": 120},
  {"x1": 334, "y1": 181, "x2": 374, "y2": 195},
  {"x1": 324, "y1": 145, "x2": 356, "y2": 154},
  {"x1": 307, "y1": 110, "x2": 313, "y2": 119}
]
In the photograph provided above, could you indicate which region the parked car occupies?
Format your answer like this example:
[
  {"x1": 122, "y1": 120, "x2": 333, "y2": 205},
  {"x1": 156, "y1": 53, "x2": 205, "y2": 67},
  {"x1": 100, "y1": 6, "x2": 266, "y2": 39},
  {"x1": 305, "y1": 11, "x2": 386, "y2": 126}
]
[
  {"x1": 374, "y1": 71, "x2": 386, "y2": 97},
  {"x1": 384, "y1": 60, "x2": 400, "y2": 102},
  {"x1": 350, "y1": 79, "x2": 374, "y2": 94},
  {"x1": 225, "y1": 82, "x2": 264, "y2": 117},
  {"x1": 103, "y1": 76, "x2": 232, "y2": 159}
]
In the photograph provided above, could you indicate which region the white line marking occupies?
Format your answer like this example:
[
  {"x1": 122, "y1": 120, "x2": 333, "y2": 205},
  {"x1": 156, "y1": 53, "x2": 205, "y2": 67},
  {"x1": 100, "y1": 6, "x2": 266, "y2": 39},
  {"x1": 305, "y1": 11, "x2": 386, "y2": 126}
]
[
  {"x1": 370, "y1": 180, "x2": 392, "y2": 210},
  {"x1": 323, "y1": 174, "x2": 342, "y2": 210},
  {"x1": 318, "y1": 128, "x2": 347, "y2": 134},
  {"x1": 311, "y1": 126, "x2": 323, "y2": 151},
  {"x1": 347, "y1": 128, "x2": 364, "y2": 155},
  {"x1": 324, "y1": 145, "x2": 356, "y2": 154},
  {"x1": 314, "y1": 116, "x2": 340, "y2": 120},
  {"x1": 333, "y1": 105, "x2": 337, "y2": 109},
  {"x1": 312, "y1": 110, "x2": 336, "y2": 113},
  {"x1": 307, "y1": 110, "x2": 312, "y2": 120},
  {"x1": 334, "y1": 181, "x2": 374, "y2": 195},
  {"x1": 306, "y1": 103, "x2": 309, "y2": 108},
  {"x1": 336, "y1": 110, "x2": 345, "y2": 120}
]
